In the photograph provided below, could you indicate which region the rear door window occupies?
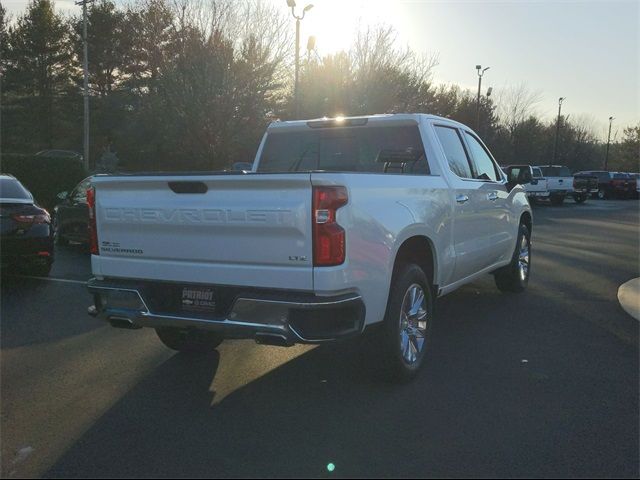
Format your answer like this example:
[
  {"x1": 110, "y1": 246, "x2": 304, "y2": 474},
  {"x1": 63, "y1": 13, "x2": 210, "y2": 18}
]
[
  {"x1": 463, "y1": 132, "x2": 500, "y2": 181},
  {"x1": 434, "y1": 126, "x2": 472, "y2": 179}
]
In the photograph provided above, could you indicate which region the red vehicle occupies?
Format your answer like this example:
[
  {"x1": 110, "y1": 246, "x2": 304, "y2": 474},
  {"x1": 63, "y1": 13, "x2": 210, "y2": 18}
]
[{"x1": 575, "y1": 170, "x2": 636, "y2": 199}]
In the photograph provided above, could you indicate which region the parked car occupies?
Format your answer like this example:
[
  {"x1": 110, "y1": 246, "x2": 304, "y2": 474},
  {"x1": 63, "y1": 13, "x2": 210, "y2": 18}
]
[
  {"x1": 86, "y1": 114, "x2": 532, "y2": 382},
  {"x1": 611, "y1": 172, "x2": 637, "y2": 199},
  {"x1": 572, "y1": 173, "x2": 599, "y2": 203},
  {"x1": 534, "y1": 165, "x2": 573, "y2": 205},
  {"x1": 0, "y1": 174, "x2": 54, "y2": 276},
  {"x1": 575, "y1": 170, "x2": 636, "y2": 199},
  {"x1": 35, "y1": 149, "x2": 83, "y2": 164},
  {"x1": 53, "y1": 177, "x2": 92, "y2": 246}
]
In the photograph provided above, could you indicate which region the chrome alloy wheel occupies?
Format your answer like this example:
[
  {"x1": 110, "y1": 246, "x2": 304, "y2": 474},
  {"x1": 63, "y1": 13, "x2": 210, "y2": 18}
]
[
  {"x1": 518, "y1": 235, "x2": 530, "y2": 282},
  {"x1": 399, "y1": 283, "x2": 428, "y2": 365}
]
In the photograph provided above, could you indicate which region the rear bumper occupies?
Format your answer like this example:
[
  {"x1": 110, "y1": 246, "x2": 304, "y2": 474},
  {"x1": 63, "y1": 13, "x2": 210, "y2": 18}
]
[
  {"x1": 87, "y1": 278, "x2": 365, "y2": 345},
  {"x1": 1, "y1": 233, "x2": 54, "y2": 265},
  {"x1": 527, "y1": 191, "x2": 550, "y2": 198}
]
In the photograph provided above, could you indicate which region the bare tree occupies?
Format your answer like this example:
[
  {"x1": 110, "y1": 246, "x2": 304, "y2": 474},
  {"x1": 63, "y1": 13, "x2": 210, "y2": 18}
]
[{"x1": 496, "y1": 83, "x2": 542, "y2": 134}]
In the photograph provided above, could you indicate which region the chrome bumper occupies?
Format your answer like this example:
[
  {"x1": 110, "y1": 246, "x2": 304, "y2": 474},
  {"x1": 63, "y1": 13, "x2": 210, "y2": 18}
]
[{"x1": 87, "y1": 278, "x2": 365, "y2": 345}]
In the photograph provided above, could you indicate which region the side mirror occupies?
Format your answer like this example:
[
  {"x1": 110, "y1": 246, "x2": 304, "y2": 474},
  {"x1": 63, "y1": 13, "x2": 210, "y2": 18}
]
[
  {"x1": 505, "y1": 165, "x2": 533, "y2": 192},
  {"x1": 232, "y1": 162, "x2": 253, "y2": 172},
  {"x1": 57, "y1": 191, "x2": 68, "y2": 200},
  {"x1": 516, "y1": 167, "x2": 533, "y2": 184}
]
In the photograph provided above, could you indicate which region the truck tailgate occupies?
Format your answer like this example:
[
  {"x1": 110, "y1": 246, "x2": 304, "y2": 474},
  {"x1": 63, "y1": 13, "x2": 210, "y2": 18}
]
[{"x1": 91, "y1": 174, "x2": 314, "y2": 291}]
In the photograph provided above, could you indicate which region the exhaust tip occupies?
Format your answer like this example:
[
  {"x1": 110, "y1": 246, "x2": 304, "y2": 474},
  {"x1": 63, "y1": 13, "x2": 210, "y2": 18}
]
[
  {"x1": 255, "y1": 333, "x2": 293, "y2": 347},
  {"x1": 108, "y1": 316, "x2": 141, "y2": 330}
]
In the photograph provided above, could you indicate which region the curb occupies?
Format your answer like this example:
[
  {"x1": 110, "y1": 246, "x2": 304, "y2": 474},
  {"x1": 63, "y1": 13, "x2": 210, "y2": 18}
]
[{"x1": 618, "y1": 278, "x2": 640, "y2": 321}]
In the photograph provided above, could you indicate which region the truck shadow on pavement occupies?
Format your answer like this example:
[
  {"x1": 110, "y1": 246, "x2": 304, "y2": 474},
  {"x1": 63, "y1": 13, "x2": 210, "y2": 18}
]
[{"x1": 46, "y1": 278, "x2": 639, "y2": 479}]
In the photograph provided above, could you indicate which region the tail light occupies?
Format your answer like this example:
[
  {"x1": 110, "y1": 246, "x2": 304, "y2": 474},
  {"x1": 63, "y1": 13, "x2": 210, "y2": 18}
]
[
  {"x1": 87, "y1": 186, "x2": 99, "y2": 255},
  {"x1": 312, "y1": 186, "x2": 348, "y2": 266},
  {"x1": 11, "y1": 210, "x2": 50, "y2": 224}
]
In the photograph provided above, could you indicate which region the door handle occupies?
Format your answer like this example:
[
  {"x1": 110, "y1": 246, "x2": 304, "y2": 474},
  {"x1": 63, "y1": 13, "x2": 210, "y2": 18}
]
[
  {"x1": 487, "y1": 192, "x2": 498, "y2": 201},
  {"x1": 456, "y1": 194, "x2": 469, "y2": 204}
]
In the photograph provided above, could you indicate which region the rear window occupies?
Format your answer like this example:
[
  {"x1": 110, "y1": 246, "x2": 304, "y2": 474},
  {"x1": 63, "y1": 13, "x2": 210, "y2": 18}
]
[
  {"x1": 257, "y1": 125, "x2": 429, "y2": 174},
  {"x1": 0, "y1": 178, "x2": 32, "y2": 200},
  {"x1": 532, "y1": 167, "x2": 543, "y2": 178},
  {"x1": 539, "y1": 166, "x2": 571, "y2": 177}
]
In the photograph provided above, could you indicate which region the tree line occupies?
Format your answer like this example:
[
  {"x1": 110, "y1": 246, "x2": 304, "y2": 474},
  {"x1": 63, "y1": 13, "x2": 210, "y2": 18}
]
[{"x1": 1, "y1": 0, "x2": 638, "y2": 173}]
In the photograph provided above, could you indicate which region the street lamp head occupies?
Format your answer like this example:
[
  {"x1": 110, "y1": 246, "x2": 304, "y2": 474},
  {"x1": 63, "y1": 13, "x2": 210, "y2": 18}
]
[
  {"x1": 486, "y1": 87, "x2": 493, "y2": 97},
  {"x1": 609, "y1": 116, "x2": 614, "y2": 121},
  {"x1": 307, "y1": 35, "x2": 316, "y2": 51},
  {"x1": 303, "y1": 4, "x2": 314, "y2": 12},
  {"x1": 286, "y1": 0, "x2": 296, "y2": 7},
  {"x1": 476, "y1": 65, "x2": 481, "y2": 70}
]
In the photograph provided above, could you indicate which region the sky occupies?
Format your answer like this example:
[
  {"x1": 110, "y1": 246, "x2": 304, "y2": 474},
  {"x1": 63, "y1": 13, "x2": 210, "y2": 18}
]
[{"x1": 4, "y1": 0, "x2": 639, "y2": 140}]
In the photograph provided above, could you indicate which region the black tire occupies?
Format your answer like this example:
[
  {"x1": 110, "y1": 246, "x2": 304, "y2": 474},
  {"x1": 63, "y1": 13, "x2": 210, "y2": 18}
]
[
  {"x1": 574, "y1": 193, "x2": 587, "y2": 204},
  {"x1": 550, "y1": 194, "x2": 564, "y2": 206},
  {"x1": 495, "y1": 223, "x2": 531, "y2": 293},
  {"x1": 379, "y1": 263, "x2": 434, "y2": 382},
  {"x1": 596, "y1": 188, "x2": 607, "y2": 200},
  {"x1": 155, "y1": 328, "x2": 223, "y2": 353}
]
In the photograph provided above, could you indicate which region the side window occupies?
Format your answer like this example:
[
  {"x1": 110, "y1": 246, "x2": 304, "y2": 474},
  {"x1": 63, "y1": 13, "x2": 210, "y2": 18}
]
[
  {"x1": 434, "y1": 126, "x2": 472, "y2": 179},
  {"x1": 463, "y1": 132, "x2": 499, "y2": 181}
]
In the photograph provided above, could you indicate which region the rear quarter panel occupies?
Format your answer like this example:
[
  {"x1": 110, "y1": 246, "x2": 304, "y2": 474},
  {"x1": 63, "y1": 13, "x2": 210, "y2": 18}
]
[{"x1": 311, "y1": 172, "x2": 452, "y2": 327}]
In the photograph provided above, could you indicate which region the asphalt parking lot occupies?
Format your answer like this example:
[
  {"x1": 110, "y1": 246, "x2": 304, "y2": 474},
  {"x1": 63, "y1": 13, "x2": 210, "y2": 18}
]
[{"x1": 1, "y1": 199, "x2": 638, "y2": 478}]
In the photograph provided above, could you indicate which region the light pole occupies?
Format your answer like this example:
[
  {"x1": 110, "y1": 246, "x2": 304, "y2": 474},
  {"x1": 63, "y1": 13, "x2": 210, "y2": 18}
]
[
  {"x1": 476, "y1": 65, "x2": 489, "y2": 130},
  {"x1": 552, "y1": 97, "x2": 565, "y2": 167},
  {"x1": 76, "y1": 0, "x2": 94, "y2": 172},
  {"x1": 604, "y1": 116, "x2": 614, "y2": 171},
  {"x1": 287, "y1": 0, "x2": 313, "y2": 119}
]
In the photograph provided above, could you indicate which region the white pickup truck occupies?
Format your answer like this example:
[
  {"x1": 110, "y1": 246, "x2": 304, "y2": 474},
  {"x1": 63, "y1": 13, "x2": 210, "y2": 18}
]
[
  {"x1": 534, "y1": 165, "x2": 573, "y2": 205},
  {"x1": 87, "y1": 114, "x2": 532, "y2": 381}
]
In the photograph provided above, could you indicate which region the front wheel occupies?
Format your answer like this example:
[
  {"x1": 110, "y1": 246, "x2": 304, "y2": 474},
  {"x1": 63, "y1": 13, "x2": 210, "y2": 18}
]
[
  {"x1": 379, "y1": 264, "x2": 434, "y2": 382},
  {"x1": 495, "y1": 223, "x2": 531, "y2": 293},
  {"x1": 155, "y1": 328, "x2": 223, "y2": 353}
]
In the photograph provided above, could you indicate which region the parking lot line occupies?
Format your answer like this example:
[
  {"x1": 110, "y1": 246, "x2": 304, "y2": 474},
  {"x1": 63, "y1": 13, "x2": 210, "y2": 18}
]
[{"x1": 7, "y1": 275, "x2": 87, "y2": 285}]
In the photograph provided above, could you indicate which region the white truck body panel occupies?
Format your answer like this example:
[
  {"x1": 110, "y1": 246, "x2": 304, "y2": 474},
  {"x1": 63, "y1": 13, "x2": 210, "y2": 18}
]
[
  {"x1": 91, "y1": 174, "x2": 314, "y2": 291},
  {"x1": 90, "y1": 114, "x2": 531, "y2": 333},
  {"x1": 535, "y1": 165, "x2": 573, "y2": 195}
]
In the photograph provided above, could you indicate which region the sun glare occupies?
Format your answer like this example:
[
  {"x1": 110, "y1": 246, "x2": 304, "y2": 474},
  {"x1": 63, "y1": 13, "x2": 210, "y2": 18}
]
[{"x1": 292, "y1": 0, "x2": 400, "y2": 55}]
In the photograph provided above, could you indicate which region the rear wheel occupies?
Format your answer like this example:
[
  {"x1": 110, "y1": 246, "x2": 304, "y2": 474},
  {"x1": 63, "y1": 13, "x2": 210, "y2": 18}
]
[
  {"x1": 597, "y1": 189, "x2": 607, "y2": 200},
  {"x1": 155, "y1": 328, "x2": 223, "y2": 353},
  {"x1": 495, "y1": 223, "x2": 531, "y2": 293},
  {"x1": 379, "y1": 264, "x2": 434, "y2": 382},
  {"x1": 574, "y1": 193, "x2": 587, "y2": 204}
]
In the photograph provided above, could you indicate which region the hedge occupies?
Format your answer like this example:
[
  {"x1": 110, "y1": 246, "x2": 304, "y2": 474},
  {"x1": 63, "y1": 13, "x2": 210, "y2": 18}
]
[{"x1": 1, "y1": 154, "x2": 88, "y2": 210}]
